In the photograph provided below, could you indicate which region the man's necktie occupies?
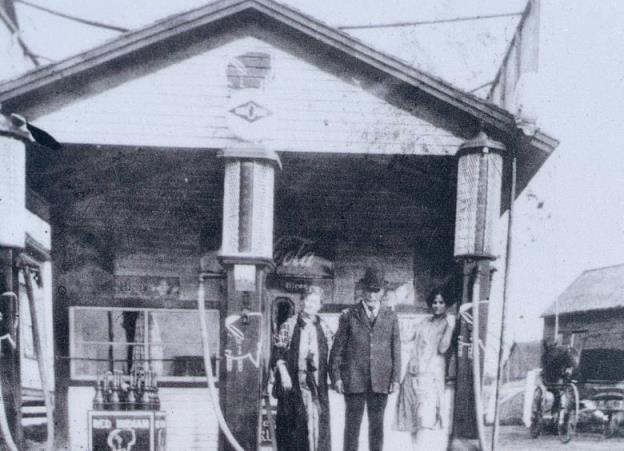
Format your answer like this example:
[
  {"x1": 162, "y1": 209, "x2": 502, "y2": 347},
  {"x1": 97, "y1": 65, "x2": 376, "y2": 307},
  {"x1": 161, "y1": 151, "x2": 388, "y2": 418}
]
[{"x1": 368, "y1": 306, "x2": 376, "y2": 327}]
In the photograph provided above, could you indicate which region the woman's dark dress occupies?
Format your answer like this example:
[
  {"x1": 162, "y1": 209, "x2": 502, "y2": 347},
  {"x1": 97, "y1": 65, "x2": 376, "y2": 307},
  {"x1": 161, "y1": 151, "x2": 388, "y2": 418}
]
[{"x1": 272, "y1": 315, "x2": 331, "y2": 451}]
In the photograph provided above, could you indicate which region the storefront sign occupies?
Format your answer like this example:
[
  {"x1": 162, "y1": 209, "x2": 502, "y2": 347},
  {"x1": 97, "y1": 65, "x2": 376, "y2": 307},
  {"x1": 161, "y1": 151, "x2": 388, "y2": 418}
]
[
  {"x1": 271, "y1": 277, "x2": 310, "y2": 293},
  {"x1": 89, "y1": 411, "x2": 166, "y2": 451},
  {"x1": 274, "y1": 236, "x2": 316, "y2": 268},
  {"x1": 114, "y1": 276, "x2": 180, "y2": 300},
  {"x1": 273, "y1": 236, "x2": 334, "y2": 278}
]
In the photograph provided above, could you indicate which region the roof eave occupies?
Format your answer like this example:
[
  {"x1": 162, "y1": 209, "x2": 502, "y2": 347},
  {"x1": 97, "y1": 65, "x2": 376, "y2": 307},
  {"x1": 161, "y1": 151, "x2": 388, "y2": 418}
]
[
  {"x1": 542, "y1": 306, "x2": 624, "y2": 318},
  {"x1": 0, "y1": 0, "x2": 533, "y2": 141},
  {"x1": 530, "y1": 129, "x2": 560, "y2": 156}
]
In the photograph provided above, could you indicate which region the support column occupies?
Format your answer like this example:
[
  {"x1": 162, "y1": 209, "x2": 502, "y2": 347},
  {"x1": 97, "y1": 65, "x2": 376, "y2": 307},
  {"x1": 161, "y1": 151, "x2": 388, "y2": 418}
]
[
  {"x1": 0, "y1": 114, "x2": 30, "y2": 450},
  {"x1": 217, "y1": 145, "x2": 280, "y2": 451}
]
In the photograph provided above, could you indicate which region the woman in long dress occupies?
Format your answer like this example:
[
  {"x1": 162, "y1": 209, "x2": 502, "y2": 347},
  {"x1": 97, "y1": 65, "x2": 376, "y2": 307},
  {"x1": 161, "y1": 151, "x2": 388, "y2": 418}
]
[
  {"x1": 272, "y1": 285, "x2": 333, "y2": 451},
  {"x1": 395, "y1": 289, "x2": 455, "y2": 451}
]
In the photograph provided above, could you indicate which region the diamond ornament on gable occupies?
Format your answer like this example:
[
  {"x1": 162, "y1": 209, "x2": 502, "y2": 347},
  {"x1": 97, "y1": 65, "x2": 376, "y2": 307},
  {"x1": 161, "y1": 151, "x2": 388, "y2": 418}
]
[{"x1": 225, "y1": 51, "x2": 276, "y2": 143}]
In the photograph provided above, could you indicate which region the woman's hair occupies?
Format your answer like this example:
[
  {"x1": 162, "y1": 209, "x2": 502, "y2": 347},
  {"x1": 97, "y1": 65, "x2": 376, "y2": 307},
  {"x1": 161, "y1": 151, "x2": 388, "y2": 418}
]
[
  {"x1": 426, "y1": 288, "x2": 451, "y2": 308},
  {"x1": 300, "y1": 285, "x2": 324, "y2": 301}
]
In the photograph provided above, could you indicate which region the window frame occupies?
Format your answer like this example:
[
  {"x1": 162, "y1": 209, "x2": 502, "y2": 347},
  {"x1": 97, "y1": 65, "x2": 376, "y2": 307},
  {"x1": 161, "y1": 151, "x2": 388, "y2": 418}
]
[{"x1": 69, "y1": 306, "x2": 220, "y2": 383}]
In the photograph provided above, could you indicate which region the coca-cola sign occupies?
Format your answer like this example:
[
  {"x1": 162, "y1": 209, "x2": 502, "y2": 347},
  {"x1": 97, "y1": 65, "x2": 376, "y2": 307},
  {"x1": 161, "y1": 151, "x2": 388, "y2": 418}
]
[
  {"x1": 273, "y1": 236, "x2": 333, "y2": 278},
  {"x1": 274, "y1": 236, "x2": 315, "y2": 267}
]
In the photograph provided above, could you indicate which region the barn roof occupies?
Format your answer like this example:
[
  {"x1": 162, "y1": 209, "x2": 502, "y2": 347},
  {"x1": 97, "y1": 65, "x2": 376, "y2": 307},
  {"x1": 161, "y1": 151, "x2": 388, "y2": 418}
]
[{"x1": 542, "y1": 263, "x2": 624, "y2": 317}]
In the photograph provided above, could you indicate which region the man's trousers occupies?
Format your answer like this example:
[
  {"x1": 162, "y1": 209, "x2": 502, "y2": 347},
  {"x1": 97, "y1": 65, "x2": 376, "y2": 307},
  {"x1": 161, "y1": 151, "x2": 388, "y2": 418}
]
[{"x1": 343, "y1": 392, "x2": 388, "y2": 451}]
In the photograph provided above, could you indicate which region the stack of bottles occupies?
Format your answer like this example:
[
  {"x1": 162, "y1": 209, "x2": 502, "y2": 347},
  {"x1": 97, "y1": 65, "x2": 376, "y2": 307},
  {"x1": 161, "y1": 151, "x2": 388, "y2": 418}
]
[{"x1": 92, "y1": 369, "x2": 161, "y2": 411}]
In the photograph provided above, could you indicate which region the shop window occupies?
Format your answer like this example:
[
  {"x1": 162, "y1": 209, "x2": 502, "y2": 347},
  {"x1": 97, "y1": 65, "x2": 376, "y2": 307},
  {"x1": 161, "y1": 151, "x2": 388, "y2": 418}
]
[{"x1": 70, "y1": 307, "x2": 220, "y2": 382}]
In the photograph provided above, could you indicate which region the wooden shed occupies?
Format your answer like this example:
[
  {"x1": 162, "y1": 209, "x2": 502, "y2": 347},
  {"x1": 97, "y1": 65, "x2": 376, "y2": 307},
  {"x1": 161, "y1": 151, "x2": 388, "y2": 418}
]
[{"x1": 543, "y1": 263, "x2": 624, "y2": 352}]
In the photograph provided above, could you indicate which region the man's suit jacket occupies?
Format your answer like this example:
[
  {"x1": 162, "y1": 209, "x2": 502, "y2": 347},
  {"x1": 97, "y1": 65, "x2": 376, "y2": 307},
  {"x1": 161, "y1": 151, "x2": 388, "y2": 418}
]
[{"x1": 329, "y1": 303, "x2": 401, "y2": 394}]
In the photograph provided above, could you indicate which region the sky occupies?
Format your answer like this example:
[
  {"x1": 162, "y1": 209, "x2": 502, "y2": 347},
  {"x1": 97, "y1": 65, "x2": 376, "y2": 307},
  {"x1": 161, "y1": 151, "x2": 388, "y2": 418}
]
[
  {"x1": 506, "y1": 0, "x2": 624, "y2": 341},
  {"x1": 5, "y1": 0, "x2": 624, "y2": 343}
]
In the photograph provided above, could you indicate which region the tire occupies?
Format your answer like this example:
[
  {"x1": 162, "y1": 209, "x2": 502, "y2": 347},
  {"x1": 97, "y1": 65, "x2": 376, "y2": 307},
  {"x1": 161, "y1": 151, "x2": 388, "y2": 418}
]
[
  {"x1": 603, "y1": 414, "x2": 617, "y2": 439},
  {"x1": 530, "y1": 387, "x2": 543, "y2": 438},
  {"x1": 558, "y1": 410, "x2": 573, "y2": 443},
  {"x1": 557, "y1": 384, "x2": 577, "y2": 444}
]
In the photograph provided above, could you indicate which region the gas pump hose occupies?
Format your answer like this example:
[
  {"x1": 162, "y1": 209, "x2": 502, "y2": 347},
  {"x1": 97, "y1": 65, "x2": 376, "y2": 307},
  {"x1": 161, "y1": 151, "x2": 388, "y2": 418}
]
[
  {"x1": 197, "y1": 277, "x2": 244, "y2": 451},
  {"x1": 22, "y1": 266, "x2": 55, "y2": 451},
  {"x1": 471, "y1": 279, "x2": 487, "y2": 451},
  {"x1": 0, "y1": 291, "x2": 19, "y2": 451}
]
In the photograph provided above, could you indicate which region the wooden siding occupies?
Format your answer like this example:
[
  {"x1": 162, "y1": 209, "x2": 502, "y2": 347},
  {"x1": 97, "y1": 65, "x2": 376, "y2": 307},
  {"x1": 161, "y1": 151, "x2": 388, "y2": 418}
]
[
  {"x1": 543, "y1": 310, "x2": 624, "y2": 350},
  {"x1": 39, "y1": 147, "x2": 457, "y2": 309},
  {"x1": 35, "y1": 36, "x2": 462, "y2": 155}
]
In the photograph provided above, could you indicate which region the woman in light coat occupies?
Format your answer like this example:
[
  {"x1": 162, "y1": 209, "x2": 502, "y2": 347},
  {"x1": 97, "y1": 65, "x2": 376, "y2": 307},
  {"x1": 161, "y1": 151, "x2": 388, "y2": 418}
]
[{"x1": 395, "y1": 289, "x2": 455, "y2": 451}]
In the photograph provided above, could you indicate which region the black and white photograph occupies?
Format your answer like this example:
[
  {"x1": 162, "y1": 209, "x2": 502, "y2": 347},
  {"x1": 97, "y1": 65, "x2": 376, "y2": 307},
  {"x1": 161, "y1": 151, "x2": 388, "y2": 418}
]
[{"x1": 0, "y1": 0, "x2": 623, "y2": 450}]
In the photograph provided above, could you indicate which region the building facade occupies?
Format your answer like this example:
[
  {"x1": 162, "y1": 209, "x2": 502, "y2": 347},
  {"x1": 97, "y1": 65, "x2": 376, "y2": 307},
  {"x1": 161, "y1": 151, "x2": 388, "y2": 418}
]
[{"x1": 0, "y1": 0, "x2": 557, "y2": 449}]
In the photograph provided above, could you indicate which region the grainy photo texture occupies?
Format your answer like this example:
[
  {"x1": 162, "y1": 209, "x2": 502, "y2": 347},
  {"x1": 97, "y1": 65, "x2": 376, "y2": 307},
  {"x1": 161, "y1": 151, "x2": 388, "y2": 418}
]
[{"x1": 0, "y1": 1, "x2": 623, "y2": 450}]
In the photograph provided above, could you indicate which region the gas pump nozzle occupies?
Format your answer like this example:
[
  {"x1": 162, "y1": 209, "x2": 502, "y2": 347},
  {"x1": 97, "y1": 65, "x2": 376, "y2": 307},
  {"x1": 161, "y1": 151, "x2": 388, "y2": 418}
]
[{"x1": 16, "y1": 254, "x2": 43, "y2": 287}]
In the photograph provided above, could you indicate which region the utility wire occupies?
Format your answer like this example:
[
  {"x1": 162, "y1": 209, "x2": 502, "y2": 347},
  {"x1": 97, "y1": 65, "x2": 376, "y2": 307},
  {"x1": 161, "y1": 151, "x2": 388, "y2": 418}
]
[
  {"x1": 15, "y1": 0, "x2": 129, "y2": 32},
  {"x1": 337, "y1": 11, "x2": 523, "y2": 30},
  {"x1": 0, "y1": 4, "x2": 40, "y2": 66},
  {"x1": 469, "y1": 80, "x2": 495, "y2": 94}
]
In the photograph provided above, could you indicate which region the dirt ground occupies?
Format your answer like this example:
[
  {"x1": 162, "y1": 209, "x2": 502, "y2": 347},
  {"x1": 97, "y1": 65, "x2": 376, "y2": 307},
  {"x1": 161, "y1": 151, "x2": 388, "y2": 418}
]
[
  {"x1": 489, "y1": 425, "x2": 624, "y2": 451},
  {"x1": 25, "y1": 425, "x2": 624, "y2": 450}
]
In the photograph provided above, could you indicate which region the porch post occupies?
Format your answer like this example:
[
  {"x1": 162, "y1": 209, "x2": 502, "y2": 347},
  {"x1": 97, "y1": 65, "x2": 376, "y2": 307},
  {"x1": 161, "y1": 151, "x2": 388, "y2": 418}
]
[
  {"x1": 217, "y1": 145, "x2": 280, "y2": 451},
  {"x1": 0, "y1": 113, "x2": 30, "y2": 450}
]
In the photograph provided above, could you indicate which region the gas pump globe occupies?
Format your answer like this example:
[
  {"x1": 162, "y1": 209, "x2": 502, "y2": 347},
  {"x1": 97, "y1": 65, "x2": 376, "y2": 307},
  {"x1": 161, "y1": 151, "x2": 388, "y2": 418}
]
[
  {"x1": 454, "y1": 131, "x2": 507, "y2": 260},
  {"x1": 0, "y1": 114, "x2": 29, "y2": 249}
]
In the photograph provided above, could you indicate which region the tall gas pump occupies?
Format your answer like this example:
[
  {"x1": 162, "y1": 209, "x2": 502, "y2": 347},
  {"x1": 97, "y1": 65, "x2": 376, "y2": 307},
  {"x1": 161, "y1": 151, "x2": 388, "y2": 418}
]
[
  {"x1": 0, "y1": 113, "x2": 30, "y2": 451},
  {"x1": 450, "y1": 132, "x2": 507, "y2": 450},
  {"x1": 216, "y1": 145, "x2": 281, "y2": 451}
]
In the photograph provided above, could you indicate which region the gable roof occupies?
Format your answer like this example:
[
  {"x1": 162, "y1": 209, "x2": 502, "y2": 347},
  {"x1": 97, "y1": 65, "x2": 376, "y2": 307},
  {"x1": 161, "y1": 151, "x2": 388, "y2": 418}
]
[
  {"x1": 0, "y1": 0, "x2": 557, "y2": 178},
  {"x1": 542, "y1": 263, "x2": 624, "y2": 317}
]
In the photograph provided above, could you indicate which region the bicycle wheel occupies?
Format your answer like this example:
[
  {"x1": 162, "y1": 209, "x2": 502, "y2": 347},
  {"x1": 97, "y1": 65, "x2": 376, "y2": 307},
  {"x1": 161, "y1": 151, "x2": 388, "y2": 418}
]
[
  {"x1": 557, "y1": 384, "x2": 578, "y2": 443},
  {"x1": 530, "y1": 386, "x2": 543, "y2": 438}
]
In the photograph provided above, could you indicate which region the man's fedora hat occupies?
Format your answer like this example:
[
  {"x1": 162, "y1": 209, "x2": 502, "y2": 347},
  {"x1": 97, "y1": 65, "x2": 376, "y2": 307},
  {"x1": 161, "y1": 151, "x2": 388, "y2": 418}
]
[{"x1": 359, "y1": 267, "x2": 387, "y2": 292}]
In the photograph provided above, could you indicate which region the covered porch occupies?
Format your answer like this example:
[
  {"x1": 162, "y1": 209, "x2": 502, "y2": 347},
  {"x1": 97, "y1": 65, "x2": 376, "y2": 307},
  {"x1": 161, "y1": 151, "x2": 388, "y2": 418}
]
[{"x1": 0, "y1": 1, "x2": 557, "y2": 449}]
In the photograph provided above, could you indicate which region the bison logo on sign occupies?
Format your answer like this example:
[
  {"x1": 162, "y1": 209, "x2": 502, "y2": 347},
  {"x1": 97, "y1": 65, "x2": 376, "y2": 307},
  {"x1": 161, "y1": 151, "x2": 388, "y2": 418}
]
[{"x1": 107, "y1": 428, "x2": 137, "y2": 451}]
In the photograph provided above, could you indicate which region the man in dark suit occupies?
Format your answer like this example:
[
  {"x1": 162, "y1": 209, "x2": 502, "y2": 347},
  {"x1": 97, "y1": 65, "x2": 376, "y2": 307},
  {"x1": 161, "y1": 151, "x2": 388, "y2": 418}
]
[{"x1": 330, "y1": 267, "x2": 401, "y2": 451}]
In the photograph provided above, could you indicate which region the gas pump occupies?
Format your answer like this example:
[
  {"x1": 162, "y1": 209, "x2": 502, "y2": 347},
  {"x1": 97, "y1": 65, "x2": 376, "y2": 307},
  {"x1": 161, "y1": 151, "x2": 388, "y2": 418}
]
[
  {"x1": 451, "y1": 132, "x2": 508, "y2": 451},
  {"x1": 0, "y1": 113, "x2": 30, "y2": 451}
]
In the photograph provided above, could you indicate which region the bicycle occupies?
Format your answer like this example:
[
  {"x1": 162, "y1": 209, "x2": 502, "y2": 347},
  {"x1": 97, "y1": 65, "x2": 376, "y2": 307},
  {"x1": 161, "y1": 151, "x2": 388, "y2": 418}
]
[{"x1": 530, "y1": 373, "x2": 579, "y2": 444}]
